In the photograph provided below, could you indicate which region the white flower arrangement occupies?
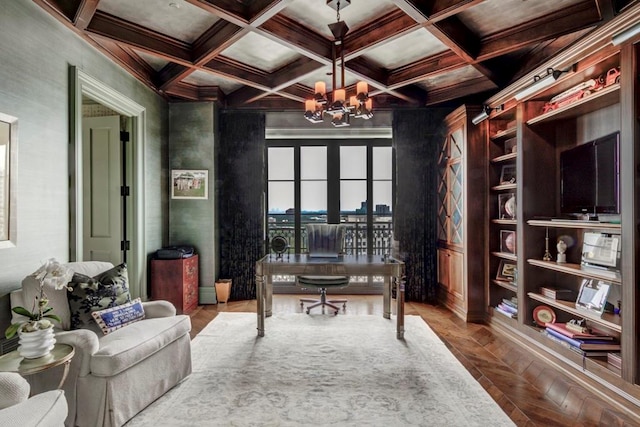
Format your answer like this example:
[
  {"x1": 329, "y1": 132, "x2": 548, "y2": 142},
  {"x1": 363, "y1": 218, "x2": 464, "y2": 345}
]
[{"x1": 5, "y1": 258, "x2": 74, "y2": 338}]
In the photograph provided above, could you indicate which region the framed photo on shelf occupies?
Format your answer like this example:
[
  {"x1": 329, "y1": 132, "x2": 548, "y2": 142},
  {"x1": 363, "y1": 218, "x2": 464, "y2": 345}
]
[
  {"x1": 504, "y1": 137, "x2": 516, "y2": 154},
  {"x1": 575, "y1": 278, "x2": 611, "y2": 316},
  {"x1": 500, "y1": 230, "x2": 516, "y2": 254},
  {"x1": 496, "y1": 260, "x2": 517, "y2": 282},
  {"x1": 498, "y1": 193, "x2": 516, "y2": 219},
  {"x1": 499, "y1": 165, "x2": 516, "y2": 184},
  {"x1": 171, "y1": 169, "x2": 209, "y2": 199},
  {"x1": 581, "y1": 232, "x2": 620, "y2": 269}
]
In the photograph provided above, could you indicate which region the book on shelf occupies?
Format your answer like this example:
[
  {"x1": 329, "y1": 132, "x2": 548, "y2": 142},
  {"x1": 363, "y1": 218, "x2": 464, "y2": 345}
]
[
  {"x1": 497, "y1": 302, "x2": 517, "y2": 314},
  {"x1": 540, "y1": 286, "x2": 575, "y2": 301},
  {"x1": 545, "y1": 322, "x2": 615, "y2": 340},
  {"x1": 502, "y1": 297, "x2": 518, "y2": 309},
  {"x1": 494, "y1": 306, "x2": 517, "y2": 319},
  {"x1": 545, "y1": 328, "x2": 621, "y2": 351},
  {"x1": 541, "y1": 331, "x2": 610, "y2": 357}
]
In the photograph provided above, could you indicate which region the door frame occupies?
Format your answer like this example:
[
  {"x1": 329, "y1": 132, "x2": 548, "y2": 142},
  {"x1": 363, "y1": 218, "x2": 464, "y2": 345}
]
[{"x1": 69, "y1": 66, "x2": 148, "y2": 299}]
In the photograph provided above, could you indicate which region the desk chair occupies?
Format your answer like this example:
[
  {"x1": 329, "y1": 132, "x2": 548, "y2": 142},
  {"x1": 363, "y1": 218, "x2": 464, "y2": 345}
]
[{"x1": 298, "y1": 224, "x2": 350, "y2": 315}]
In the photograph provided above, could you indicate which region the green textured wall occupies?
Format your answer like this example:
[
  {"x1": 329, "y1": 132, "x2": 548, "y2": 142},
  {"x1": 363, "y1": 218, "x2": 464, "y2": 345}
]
[
  {"x1": 0, "y1": 1, "x2": 168, "y2": 331},
  {"x1": 168, "y1": 103, "x2": 218, "y2": 288}
]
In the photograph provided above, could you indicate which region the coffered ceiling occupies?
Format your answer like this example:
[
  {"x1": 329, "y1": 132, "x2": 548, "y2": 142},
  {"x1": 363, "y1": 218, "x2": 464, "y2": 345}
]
[{"x1": 36, "y1": 0, "x2": 636, "y2": 110}]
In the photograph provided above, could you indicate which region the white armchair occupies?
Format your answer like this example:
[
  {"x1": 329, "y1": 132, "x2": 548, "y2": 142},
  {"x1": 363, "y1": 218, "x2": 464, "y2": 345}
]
[
  {"x1": 10, "y1": 261, "x2": 192, "y2": 427},
  {"x1": 0, "y1": 372, "x2": 68, "y2": 426}
]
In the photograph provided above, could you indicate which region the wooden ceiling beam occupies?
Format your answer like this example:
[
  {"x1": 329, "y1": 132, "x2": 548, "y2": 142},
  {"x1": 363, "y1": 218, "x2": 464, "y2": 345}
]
[
  {"x1": 88, "y1": 36, "x2": 157, "y2": 88},
  {"x1": 425, "y1": 76, "x2": 496, "y2": 105},
  {"x1": 387, "y1": 51, "x2": 467, "y2": 88},
  {"x1": 476, "y1": 1, "x2": 602, "y2": 61},
  {"x1": 269, "y1": 58, "x2": 325, "y2": 92},
  {"x1": 184, "y1": 0, "x2": 249, "y2": 26},
  {"x1": 203, "y1": 57, "x2": 272, "y2": 90},
  {"x1": 192, "y1": 21, "x2": 246, "y2": 65},
  {"x1": 389, "y1": 0, "x2": 487, "y2": 23},
  {"x1": 74, "y1": 0, "x2": 99, "y2": 30},
  {"x1": 258, "y1": 15, "x2": 333, "y2": 65},
  {"x1": 156, "y1": 63, "x2": 196, "y2": 91},
  {"x1": 86, "y1": 11, "x2": 192, "y2": 64},
  {"x1": 343, "y1": 10, "x2": 420, "y2": 61}
]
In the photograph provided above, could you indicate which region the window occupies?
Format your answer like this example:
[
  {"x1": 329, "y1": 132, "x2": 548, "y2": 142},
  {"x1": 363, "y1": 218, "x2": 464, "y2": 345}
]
[{"x1": 266, "y1": 140, "x2": 394, "y2": 290}]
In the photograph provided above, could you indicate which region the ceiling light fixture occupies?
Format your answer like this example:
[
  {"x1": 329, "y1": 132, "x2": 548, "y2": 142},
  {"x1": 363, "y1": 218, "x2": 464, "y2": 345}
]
[
  {"x1": 514, "y1": 67, "x2": 572, "y2": 101},
  {"x1": 612, "y1": 22, "x2": 640, "y2": 46},
  {"x1": 472, "y1": 104, "x2": 504, "y2": 125},
  {"x1": 304, "y1": 1, "x2": 372, "y2": 126}
]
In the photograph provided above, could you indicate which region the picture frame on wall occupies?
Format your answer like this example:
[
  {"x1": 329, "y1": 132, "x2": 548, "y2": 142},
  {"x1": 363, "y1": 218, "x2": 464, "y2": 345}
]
[
  {"x1": 171, "y1": 169, "x2": 208, "y2": 199},
  {"x1": 0, "y1": 112, "x2": 18, "y2": 249},
  {"x1": 496, "y1": 260, "x2": 517, "y2": 282},
  {"x1": 500, "y1": 230, "x2": 516, "y2": 254},
  {"x1": 499, "y1": 165, "x2": 516, "y2": 184}
]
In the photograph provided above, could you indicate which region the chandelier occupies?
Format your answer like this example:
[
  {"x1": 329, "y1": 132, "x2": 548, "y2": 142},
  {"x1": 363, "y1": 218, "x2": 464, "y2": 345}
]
[{"x1": 304, "y1": 0, "x2": 372, "y2": 126}]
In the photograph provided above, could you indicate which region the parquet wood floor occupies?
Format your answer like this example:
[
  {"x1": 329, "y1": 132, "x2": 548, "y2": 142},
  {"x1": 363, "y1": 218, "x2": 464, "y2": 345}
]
[{"x1": 188, "y1": 295, "x2": 640, "y2": 426}]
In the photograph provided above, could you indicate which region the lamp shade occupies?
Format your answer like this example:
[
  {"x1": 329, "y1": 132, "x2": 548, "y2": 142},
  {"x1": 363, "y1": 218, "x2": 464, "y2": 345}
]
[
  {"x1": 314, "y1": 81, "x2": 326, "y2": 96},
  {"x1": 356, "y1": 81, "x2": 368, "y2": 97},
  {"x1": 334, "y1": 88, "x2": 346, "y2": 103},
  {"x1": 305, "y1": 99, "x2": 316, "y2": 112}
]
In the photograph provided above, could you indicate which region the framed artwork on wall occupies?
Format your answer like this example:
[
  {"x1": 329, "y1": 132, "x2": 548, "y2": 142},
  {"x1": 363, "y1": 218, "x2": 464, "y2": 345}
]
[{"x1": 171, "y1": 169, "x2": 208, "y2": 199}]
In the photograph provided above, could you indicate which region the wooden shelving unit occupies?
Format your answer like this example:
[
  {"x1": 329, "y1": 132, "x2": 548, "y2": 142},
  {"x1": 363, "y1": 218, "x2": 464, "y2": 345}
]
[{"x1": 478, "y1": 5, "x2": 640, "y2": 410}]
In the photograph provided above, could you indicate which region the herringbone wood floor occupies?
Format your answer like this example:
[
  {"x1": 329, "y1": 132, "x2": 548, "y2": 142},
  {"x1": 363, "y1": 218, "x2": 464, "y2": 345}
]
[{"x1": 188, "y1": 295, "x2": 639, "y2": 427}]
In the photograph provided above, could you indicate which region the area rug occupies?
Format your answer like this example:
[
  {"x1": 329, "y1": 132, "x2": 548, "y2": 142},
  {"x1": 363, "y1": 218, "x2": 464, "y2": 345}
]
[{"x1": 126, "y1": 313, "x2": 514, "y2": 427}]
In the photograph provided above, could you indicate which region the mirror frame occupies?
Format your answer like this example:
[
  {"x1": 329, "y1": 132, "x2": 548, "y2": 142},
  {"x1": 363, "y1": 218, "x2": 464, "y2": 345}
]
[{"x1": 0, "y1": 112, "x2": 18, "y2": 249}]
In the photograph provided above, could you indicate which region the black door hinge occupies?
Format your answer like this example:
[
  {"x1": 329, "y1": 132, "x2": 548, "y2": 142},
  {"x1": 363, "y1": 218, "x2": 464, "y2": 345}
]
[
  {"x1": 121, "y1": 240, "x2": 130, "y2": 251},
  {"x1": 120, "y1": 131, "x2": 130, "y2": 143},
  {"x1": 121, "y1": 186, "x2": 130, "y2": 196}
]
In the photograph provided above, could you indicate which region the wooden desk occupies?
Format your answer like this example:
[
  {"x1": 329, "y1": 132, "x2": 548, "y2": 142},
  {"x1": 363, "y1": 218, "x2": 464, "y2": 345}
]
[{"x1": 255, "y1": 254, "x2": 405, "y2": 338}]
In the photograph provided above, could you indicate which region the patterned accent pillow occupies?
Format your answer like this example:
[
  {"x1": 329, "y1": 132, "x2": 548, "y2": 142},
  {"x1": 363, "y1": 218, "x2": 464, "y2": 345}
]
[
  {"x1": 92, "y1": 298, "x2": 145, "y2": 335},
  {"x1": 67, "y1": 263, "x2": 131, "y2": 332}
]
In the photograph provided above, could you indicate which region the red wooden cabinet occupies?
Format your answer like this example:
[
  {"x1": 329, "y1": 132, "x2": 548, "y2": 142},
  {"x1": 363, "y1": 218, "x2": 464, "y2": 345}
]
[{"x1": 150, "y1": 255, "x2": 199, "y2": 314}]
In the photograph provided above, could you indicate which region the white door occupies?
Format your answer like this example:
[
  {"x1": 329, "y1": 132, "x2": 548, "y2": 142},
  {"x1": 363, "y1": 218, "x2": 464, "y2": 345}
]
[{"x1": 82, "y1": 115, "x2": 123, "y2": 264}]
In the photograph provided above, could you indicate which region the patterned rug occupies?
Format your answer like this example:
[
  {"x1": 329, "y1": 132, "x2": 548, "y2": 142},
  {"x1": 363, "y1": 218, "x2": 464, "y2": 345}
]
[{"x1": 126, "y1": 312, "x2": 514, "y2": 427}]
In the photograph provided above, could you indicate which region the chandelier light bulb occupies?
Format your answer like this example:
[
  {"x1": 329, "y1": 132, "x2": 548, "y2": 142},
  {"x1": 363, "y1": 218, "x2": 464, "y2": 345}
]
[{"x1": 356, "y1": 81, "x2": 368, "y2": 101}]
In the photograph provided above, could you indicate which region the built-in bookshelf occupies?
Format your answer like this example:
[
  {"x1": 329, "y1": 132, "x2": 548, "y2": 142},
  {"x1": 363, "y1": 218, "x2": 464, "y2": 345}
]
[{"x1": 478, "y1": 4, "x2": 640, "y2": 413}]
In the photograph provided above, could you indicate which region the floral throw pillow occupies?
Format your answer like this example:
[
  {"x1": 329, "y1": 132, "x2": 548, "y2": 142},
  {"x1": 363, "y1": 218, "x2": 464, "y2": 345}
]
[{"x1": 67, "y1": 263, "x2": 131, "y2": 332}]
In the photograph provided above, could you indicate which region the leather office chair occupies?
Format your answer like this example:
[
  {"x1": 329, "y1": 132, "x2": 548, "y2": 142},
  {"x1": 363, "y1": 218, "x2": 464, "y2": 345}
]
[{"x1": 298, "y1": 224, "x2": 350, "y2": 315}]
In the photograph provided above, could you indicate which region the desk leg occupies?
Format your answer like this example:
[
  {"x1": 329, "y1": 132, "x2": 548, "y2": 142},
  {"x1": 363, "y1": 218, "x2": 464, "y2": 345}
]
[
  {"x1": 383, "y1": 275, "x2": 391, "y2": 319},
  {"x1": 266, "y1": 277, "x2": 273, "y2": 317},
  {"x1": 396, "y1": 276, "x2": 405, "y2": 340},
  {"x1": 256, "y1": 274, "x2": 265, "y2": 337}
]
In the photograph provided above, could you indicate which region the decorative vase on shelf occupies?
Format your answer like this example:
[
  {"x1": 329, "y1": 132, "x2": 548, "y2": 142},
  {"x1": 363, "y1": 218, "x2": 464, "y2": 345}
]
[{"x1": 18, "y1": 326, "x2": 56, "y2": 359}]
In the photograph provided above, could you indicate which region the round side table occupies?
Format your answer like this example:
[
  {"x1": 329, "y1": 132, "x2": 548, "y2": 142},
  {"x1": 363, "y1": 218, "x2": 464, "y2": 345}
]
[{"x1": 0, "y1": 343, "x2": 75, "y2": 389}]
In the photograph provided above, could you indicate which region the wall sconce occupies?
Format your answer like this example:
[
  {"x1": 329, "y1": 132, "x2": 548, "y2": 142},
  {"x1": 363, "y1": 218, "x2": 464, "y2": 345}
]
[
  {"x1": 472, "y1": 104, "x2": 503, "y2": 125},
  {"x1": 612, "y1": 22, "x2": 640, "y2": 46},
  {"x1": 514, "y1": 67, "x2": 572, "y2": 101}
]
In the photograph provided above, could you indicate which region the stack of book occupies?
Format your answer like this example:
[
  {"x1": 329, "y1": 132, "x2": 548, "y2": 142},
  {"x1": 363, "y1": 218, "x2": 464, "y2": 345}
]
[
  {"x1": 540, "y1": 286, "x2": 575, "y2": 301},
  {"x1": 543, "y1": 322, "x2": 620, "y2": 357},
  {"x1": 495, "y1": 297, "x2": 518, "y2": 319}
]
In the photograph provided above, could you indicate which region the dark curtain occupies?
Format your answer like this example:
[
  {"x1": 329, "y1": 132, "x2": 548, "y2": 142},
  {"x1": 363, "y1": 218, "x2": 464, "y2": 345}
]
[
  {"x1": 392, "y1": 108, "x2": 450, "y2": 303},
  {"x1": 217, "y1": 110, "x2": 266, "y2": 301}
]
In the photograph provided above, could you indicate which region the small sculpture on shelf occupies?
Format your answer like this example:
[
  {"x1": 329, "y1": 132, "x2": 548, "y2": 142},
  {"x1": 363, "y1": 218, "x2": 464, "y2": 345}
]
[{"x1": 556, "y1": 238, "x2": 567, "y2": 263}]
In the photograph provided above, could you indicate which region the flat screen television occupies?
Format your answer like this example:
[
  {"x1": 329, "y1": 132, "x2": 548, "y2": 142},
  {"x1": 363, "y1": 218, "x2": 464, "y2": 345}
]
[{"x1": 560, "y1": 131, "x2": 620, "y2": 216}]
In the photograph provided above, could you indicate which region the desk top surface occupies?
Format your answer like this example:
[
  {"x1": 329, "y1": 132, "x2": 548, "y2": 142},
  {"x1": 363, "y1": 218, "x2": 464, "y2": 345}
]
[{"x1": 258, "y1": 254, "x2": 403, "y2": 266}]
